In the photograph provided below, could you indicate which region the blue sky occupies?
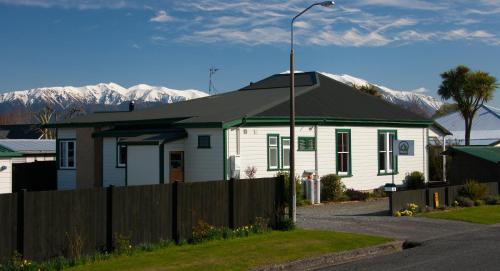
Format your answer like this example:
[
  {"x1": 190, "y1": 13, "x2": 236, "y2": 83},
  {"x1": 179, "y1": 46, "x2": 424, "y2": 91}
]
[{"x1": 0, "y1": 0, "x2": 499, "y2": 107}]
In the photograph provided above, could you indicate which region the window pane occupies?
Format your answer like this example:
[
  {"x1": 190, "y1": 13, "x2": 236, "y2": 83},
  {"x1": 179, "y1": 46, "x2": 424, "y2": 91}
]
[
  {"x1": 67, "y1": 141, "x2": 75, "y2": 168},
  {"x1": 283, "y1": 149, "x2": 290, "y2": 168},
  {"x1": 378, "y1": 133, "x2": 386, "y2": 150},
  {"x1": 118, "y1": 145, "x2": 127, "y2": 165},
  {"x1": 269, "y1": 136, "x2": 278, "y2": 146},
  {"x1": 299, "y1": 137, "x2": 315, "y2": 151},
  {"x1": 389, "y1": 133, "x2": 395, "y2": 151},
  {"x1": 60, "y1": 141, "x2": 67, "y2": 168},
  {"x1": 282, "y1": 139, "x2": 290, "y2": 146},
  {"x1": 269, "y1": 147, "x2": 278, "y2": 168},
  {"x1": 340, "y1": 153, "x2": 349, "y2": 172},
  {"x1": 388, "y1": 151, "x2": 394, "y2": 170},
  {"x1": 379, "y1": 152, "x2": 386, "y2": 171},
  {"x1": 198, "y1": 135, "x2": 211, "y2": 148}
]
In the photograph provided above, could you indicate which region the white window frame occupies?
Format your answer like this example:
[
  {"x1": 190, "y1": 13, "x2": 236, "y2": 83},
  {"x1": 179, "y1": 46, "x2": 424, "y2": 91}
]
[
  {"x1": 378, "y1": 131, "x2": 397, "y2": 174},
  {"x1": 267, "y1": 134, "x2": 279, "y2": 170},
  {"x1": 59, "y1": 140, "x2": 76, "y2": 169},
  {"x1": 281, "y1": 137, "x2": 290, "y2": 169}
]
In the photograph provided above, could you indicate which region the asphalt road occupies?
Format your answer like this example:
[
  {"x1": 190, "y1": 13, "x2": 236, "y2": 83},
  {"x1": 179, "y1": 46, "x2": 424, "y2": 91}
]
[
  {"x1": 317, "y1": 225, "x2": 500, "y2": 271},
  {"x1": 298, "y1": 199, "x2": 486, "y2": 242}
]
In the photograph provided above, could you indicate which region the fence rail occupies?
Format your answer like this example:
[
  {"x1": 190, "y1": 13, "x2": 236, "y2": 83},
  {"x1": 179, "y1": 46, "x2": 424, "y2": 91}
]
[
  {"x1": 390, "y1": 181, "x2": 500, "y2": 213},
  {"x1": 0, "y1": 177, "x2": 285, "y2": 263}
]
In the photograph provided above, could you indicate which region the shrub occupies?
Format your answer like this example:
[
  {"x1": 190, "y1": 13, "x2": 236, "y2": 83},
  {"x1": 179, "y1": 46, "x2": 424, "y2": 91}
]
[
  {"x1": 394, "y1": 203, "x2": 419, "y2": 217},
  {"x1": 252, "y1": 217, "x2": 270, "y2": 233},
  {"x1": 113, "y1": 233, "x2": 133, "y2": 255},
  {"x1": 460, "y1": 180, "x2": 489, "y2": 200},
  {"x1": 372, "y1": 186, "x2": 387, "y2": 198},
  {"x1": 485, "y1": 195, "x2": 500, "y2": 205},
  {"x1": 276, "y1": 218, "x2": 296, "y2": 231},
  {"x1": 404, "y1": 171, "x2": 425, "y2": 189},
  {"x1": 345, "y1": 189, "x2": 370, "y2": 201},
  {"x1": 320, "y1": 174, "x2": 346, "y2": 202},
  {"x1": 191, "y1": 220, "x2": 222, "y2": 244},
  {"x1": 456, "y1": 196, "x2": 474, "y2": 207},
  {"x1": 474, "y1": 199, "x2": 484, "y2": 206},
  {"x1": 277, "y1": 171, "x2": 302, "y2": 204}
]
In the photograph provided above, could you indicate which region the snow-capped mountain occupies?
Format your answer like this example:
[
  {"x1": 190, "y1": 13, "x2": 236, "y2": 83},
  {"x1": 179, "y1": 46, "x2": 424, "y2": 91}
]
[
  {"x1": 0, "y1": 83, "x2": 208, "y2": 113},
  {"x1": 320, "y1": 72, "x2": 444, "y2": 117}
]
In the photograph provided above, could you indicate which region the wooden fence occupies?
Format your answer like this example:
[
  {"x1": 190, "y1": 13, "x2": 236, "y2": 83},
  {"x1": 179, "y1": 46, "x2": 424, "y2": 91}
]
[
  {"x1": 0, "y1": 177, "x2": 285, "y2": 262},
  {"x1": 390, "y1": 181, "x2": 500, "y2": 213}
]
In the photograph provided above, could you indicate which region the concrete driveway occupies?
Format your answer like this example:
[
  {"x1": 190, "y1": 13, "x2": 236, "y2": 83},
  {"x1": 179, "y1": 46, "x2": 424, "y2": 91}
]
[{"x1": 297, "y1": 198, "x2": 487, "y2": 242}]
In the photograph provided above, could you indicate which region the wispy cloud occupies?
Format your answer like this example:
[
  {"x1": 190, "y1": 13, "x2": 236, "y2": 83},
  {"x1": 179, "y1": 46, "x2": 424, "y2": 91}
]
[
  {"x1": 1, "y1": 0, "x2": 499, "y2": 47},
  {"x1": 150, "y1": 10, "x2": 174, "y2": 23}
]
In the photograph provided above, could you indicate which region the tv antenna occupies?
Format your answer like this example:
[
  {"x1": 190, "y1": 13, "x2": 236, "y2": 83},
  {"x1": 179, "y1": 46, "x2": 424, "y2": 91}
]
[{"x1": 209, "y1": 67, "x2": 219, "y2": 95}]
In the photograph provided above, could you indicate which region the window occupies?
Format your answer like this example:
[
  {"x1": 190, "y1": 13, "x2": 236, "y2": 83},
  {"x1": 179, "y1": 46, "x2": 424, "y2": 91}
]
[
  {"x1": 267, "y1": 134, "x2": 279, "y2": 170},
  {"x1": 198, "y1": 135, "x2": 211, "y2": 148},
  {"x1": 336, "y1": 129, "x2": 351, "y2": 176},
  {"x1": 298, "y1": 137, "x2": 315, "y2": 151},
  {"x1": 59, "y1": 140, "x2": 76, "y2": 169},
  {"x1": 117, "y1": 143, "x2": 127, "y2": 167},
  {"x1": 378, "y1": 130, "x2": 397, "y2": 174},
  {"x1": 281, "y1": 137, "x2": 290, "y2": 169}
]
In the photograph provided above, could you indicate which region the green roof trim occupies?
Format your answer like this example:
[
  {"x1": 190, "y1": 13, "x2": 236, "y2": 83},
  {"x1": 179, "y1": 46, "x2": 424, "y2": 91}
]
[
  {"x1": 450, "y1": 146, "x2": 500, "y2": 163},
  {"x1": 0, "y1": 144, "x2": 22, "y2": 157}
]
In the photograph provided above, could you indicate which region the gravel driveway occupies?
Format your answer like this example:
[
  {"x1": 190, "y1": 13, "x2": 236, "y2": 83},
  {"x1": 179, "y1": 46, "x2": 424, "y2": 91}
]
[{"x1": 297, "y1": 198, "x2": 487, "y2": 242}]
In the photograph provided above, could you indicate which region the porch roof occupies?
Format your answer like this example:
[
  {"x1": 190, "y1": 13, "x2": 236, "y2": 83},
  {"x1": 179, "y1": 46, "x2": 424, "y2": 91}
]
[{"x1": 119, "y1": 129, "x2": 187, "y2": 145}]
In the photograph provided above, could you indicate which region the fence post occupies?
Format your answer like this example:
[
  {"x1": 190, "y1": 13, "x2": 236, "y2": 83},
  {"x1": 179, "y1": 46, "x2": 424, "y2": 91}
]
[
  {"x1": 275, "y1": 175, "x2": 285, "y2": 225},
  {"x1": 388, "y1": 191, "x2": 393, "y2": 215},
  {"x1": 16, "y1": 189, "x2": 26, "y2": 257},
  {"x1": 228, "y1": 178, "x2": 235, "y2": 229},
  {"x1": 172, "y1": 181, "x2": 179, "y2": 243},
  {"x1": 106, "y1": 185, "x2": 114, "y2": 252}
]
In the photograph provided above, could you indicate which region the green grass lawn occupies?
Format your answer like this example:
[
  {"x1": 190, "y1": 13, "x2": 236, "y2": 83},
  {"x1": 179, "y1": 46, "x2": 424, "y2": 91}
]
[
  {"x1": 69, "y1": 230, "x2": 390, "y2": 271},
  {"x1": 421, "y1": 205, "x2": 500, "y2": 225}
]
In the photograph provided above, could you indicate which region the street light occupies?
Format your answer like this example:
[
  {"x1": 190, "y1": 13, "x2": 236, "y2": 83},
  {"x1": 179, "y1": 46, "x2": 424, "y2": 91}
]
[{"x1": 289, "y1": 1, "x2": 335, "y2": 222}]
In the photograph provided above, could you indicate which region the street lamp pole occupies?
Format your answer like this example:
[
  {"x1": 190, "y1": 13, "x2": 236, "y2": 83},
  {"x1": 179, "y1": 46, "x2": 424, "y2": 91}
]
[{"x1": 289, "y1": 1, "x2": 335, "y2": 222}]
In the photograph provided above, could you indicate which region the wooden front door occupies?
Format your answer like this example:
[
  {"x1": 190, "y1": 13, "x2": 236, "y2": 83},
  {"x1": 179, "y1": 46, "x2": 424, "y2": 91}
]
[{"x1": 169, "y1": 151, "x2": 184, "y2": 182}]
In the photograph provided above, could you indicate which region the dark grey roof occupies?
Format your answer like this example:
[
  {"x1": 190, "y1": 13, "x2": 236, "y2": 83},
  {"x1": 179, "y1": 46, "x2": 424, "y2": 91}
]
[
  {"x1": 120, "y1": 130, "x2": 187, "y2": 145},
  {"x1": 55, "y1": 72, "x2": 431, "y2": 127},
  {"x1": 0, "y1": 124, "x2": 43, "y2": 139}
]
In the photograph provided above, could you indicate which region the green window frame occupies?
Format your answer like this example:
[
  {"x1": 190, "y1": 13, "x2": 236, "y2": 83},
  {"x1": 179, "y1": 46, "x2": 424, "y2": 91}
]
[
  {"x1": 377, "y1": 130, "x2": 398, "y2": 175},
  {"x1": 267, "y1": 134, "x2": 280, "y2": 171},
  {"x1": 280, "y1": 137, "x2": 290, "y2": 169},
  {"x1": 197, "y1": 135, "x2": 211, "y2": 149},
  {"x1": 298, "y1": 137, "x2": 316, "y2": 151},
  {"x1": 335, "y1": 129, "x2": 352, "y2": 177}
]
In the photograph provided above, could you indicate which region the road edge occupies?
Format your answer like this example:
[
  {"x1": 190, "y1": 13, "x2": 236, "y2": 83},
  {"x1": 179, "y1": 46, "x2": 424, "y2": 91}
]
[{"x1": 251, "y1": 240, "x2": 404, "y2": 271}]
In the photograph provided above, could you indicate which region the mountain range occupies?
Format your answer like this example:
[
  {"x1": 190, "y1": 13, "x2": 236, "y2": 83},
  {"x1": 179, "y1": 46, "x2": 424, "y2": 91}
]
[{"x1": 0, "y1": 73, "x2": 443, "y2": 118}]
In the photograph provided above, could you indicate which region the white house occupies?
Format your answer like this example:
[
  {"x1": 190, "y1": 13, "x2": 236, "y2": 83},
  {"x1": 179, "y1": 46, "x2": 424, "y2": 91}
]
[
  {"x1": 0, "y1": 139, "x2": 55, "y2": 194},
  {"x1": 52, "y1": 72, "x2": 446, "y2": 191}
]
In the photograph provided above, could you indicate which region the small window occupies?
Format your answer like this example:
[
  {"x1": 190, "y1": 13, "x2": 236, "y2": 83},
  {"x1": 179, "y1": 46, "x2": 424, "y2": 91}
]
[
  {"x1": 378, "y1": 130, "x2": 397, "y2": 174},
  {"x1": 117, "y1": 143, "x2": 127, "y2": 167},
  {"x1": 298, "y1": 137, "x2": 315, "y2": 151},
  {"x1": 267, "y1": 134, "x2": 279, "y2": 170},
  {"x1": 281, "y1": 137, "x2": 290, "y2": 169},
  {"x1": 336, "y1": 130, "x2": 351, "y2": 176},
  {"x1": 59, "y1": 140, "x2": 76, "y2": 169},
  {"x1": 198, "y1": 135, "x2": 211, "y2": 148}
]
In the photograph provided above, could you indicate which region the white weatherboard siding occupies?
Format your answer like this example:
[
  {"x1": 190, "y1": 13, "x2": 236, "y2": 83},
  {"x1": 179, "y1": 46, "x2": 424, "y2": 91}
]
[
  {"x1": 228, "y1": 125, "x2": 428, "y2": 191},
  {"x1": 57, "y1": 128, "x2": 76, "y2": 190},
  {"x1": 127, "y1": 145, "x2": 159, "y2": 186},
  {"x1": 162, "y1": 140, "x2": 185, "y2": 184},
  {"x1": 0, "y1": 159, "x2": 12, "y2": 194},
  {"x1": 184, "y1": 128, "x2": 223, "y2": 182},
  {"x1": 102, "y1": 138, "x2": 126, "y2": 187}
]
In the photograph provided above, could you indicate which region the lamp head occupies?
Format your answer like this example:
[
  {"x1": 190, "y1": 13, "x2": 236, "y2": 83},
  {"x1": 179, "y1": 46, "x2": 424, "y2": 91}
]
[{"x1": 319, "y1": 1, "x2": 335, "y2": 7}]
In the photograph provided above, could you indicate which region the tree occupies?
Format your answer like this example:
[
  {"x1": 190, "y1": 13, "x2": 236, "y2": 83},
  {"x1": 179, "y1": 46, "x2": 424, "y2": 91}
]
[
  {"x1": 352, "y1": 84, "x2": 382, "y2": 98},
  {"x1": 433, "y1": 103, "x2": 458, "y2": 118},
  {"x1": 34, "y1": 106, "x2": 55, "y2": 139},
  {"x1": 438, "y1": 65, "x2": 498, "y2": 145}
]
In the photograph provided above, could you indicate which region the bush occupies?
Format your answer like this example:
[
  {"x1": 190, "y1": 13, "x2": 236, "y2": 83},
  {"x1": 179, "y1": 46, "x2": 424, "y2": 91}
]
[
  {"x1": 320, "y1": 174, "x2": 346, "y2": 202},
  {"x1": 456, "y1": 196, "x2": 474, "y2": 207},
  {"x1": 485, "y1": 195, "x2": 500, "y2": 205},
  {"x1": 277, "y1": 171, "x2": 302, "y2": 204},
  {"x1": 345, "y1": 189, "x2": 370, "y2": 201},
  {"x1": 474, "y1": 199, "x2": 485, "y2": 206},
  {"x1": 459, "y1": 180, "x2": 489, "y2": 200},
  {"x1": 276, "y1": 218, "x2": 296, "y2": 231},
  {"x1": 371, "y1": 186, "x2": 387, "y2": 198},
  {"x1": 404, "y1": 171, "x2": 425, "y2": 189}
]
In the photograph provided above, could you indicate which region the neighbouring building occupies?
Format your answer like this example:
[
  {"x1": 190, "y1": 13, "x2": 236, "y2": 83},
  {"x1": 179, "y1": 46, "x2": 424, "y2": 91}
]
[
  {"x1": 444, "y1": 146, "x2": 500, "y2": 185},
  {"x1": 435, "y1": 104, "x2": 500, "y2": 146},
  {"x1": 0, "y1": 139, "x2": 56, "y2": 194},
  {"x1": 50, "y1": 72, "x2": 448, "y2": 191}
]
